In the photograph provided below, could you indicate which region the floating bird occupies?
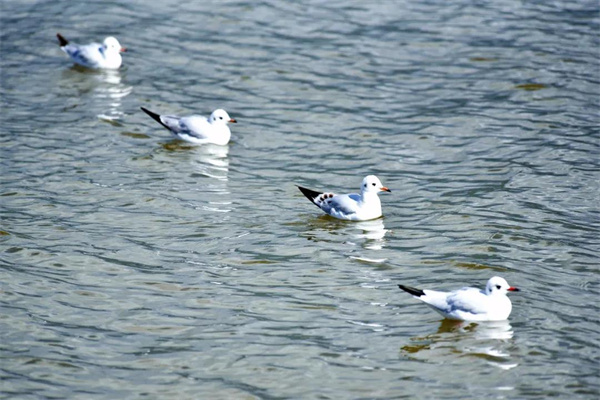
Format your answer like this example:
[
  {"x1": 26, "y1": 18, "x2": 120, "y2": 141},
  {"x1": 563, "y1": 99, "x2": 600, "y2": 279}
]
[
  {"x1": 297, "y1": 175, "x2": 391, "y2": 221},
  {"x1": 140, "y1": 107, "x2": 237, "y2": 145},
  {"x1": 56, "y1": 33, "x2": 126, "y2": 69},
  {"x1": 397, "y1": 276, "x2": 520, "y2": 321}
]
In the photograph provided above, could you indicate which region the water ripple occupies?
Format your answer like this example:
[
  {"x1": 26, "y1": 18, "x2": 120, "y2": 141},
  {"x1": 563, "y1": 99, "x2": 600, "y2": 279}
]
[{"x1": 1, "y1": 0, "x2": 599, "y2": 398}]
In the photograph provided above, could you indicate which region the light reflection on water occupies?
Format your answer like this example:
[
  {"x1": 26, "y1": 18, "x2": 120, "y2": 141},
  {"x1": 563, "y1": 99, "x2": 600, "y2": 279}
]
[
  {"x1": 158, "y1": 142, "x2": 230, "y2": 182},
  {"x1": 58, "y1": 67, "x2": 132, "y2": 121},
  {"x1": 402, "y1": 320, "x2": 518, "y2": 372}
]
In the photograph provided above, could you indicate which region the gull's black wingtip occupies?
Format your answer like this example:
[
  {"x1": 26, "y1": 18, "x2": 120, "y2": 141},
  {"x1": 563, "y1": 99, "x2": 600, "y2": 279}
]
[
  {"x1": 57, "y1": 33, "x2": 69, "y2": 47},
  {"x1": 297, "y1": 185, "x2": 324, "y2": 208},
  {"x1": 141, "y1": 107, "x2": 171, "y2": 130},
  {"x1": 297, "y1": 186, "x2": 320, "y2": 200},
  {"x1": 398, "y1": 284, "x2": 425, "y2": 297},
  {"x1": 140, "y1": 106, "x2": 160, "y2": 120}
]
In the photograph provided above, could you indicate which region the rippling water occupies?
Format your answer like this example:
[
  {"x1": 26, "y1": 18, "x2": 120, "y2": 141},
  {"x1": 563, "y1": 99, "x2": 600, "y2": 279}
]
[{"x1": 1, "y1": 0, "x2": 599, "y2": 398}]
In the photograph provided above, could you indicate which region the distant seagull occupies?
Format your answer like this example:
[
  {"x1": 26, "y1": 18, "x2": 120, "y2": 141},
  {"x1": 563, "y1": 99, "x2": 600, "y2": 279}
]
[
  {"x1": 297, "y1": 175, "x2": 391, "y2": 221},
  {"x1": 397, "y1": 276, "x2": 520, "y2": 321},
  {"x1": 140, "y1": 107, "x2": 237, "y2": 146},
  {"x1": 56, "y1": 33, "x2": 126, "y2": 69}
]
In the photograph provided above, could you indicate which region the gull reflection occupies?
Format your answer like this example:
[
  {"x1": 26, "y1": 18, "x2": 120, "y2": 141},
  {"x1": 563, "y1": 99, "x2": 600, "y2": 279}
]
[
  {"x1": 470, "y1": 320, "x2": 514, "y2": 341},
  {"x1": 150, "y1": 142, "x2": 231, "y2": 213},
  {"x1": 401, "y1": 319, "x2": 516, "y2": 370},
  {"x1": 159, "y1": 142, "x2": 230, "y2": 182},
  {"x1": 60, "y1": 66, "x2": 132, "y2": 121},
  {"x1": 299, "y1": 217, "x2": 388, "y2": 252},
  {"x1": 353, "y1": 219, "x2": 388, "y2": 250},
  {"x1": 190, "y1": 143, "x2": 230, "y2": 182},
  {"x1": 93, "y1": 70, "x2": 132, "y2": 121}
]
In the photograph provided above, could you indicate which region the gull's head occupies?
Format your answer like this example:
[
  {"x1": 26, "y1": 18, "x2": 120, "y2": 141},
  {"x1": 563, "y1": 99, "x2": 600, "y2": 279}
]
[
  {"x1": 486, "y1": 276, "x2": 520, "y2": 296},
  {"x1": 361, "y1": 175, "x2": 391, "y2": 194},
  {"x1": 103, "y1": 36, "x2": 126, "y2": 53},
  {"x1": 210, "y1": 109, "x2": 237, "y2": 125}
]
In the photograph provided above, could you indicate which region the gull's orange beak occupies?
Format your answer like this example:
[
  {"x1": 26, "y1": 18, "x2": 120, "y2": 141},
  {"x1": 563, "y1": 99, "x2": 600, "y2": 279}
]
[
  {"x1": 120, "y1": 47, "x2": 127, "y2": 52},
  {"x1": 380, "y1": 187, "x2": 391, "y2": 192},
  {"x1": 229, "y1": 118, "x2": 237, "y2": 123},
  {"x1": 507, "y1": 287, "x2": 520, "y2": 292}
]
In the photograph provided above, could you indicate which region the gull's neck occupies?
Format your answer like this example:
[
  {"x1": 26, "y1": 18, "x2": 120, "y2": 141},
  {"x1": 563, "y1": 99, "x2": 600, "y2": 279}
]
[{"x1": 360, "y1": 190, "x2": 380, "y2": 203}]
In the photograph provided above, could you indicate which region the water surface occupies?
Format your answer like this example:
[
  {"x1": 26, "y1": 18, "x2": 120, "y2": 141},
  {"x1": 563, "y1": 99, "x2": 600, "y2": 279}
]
[{"x1": 1, "y1": 0, "x2": 599, "y2": 398}]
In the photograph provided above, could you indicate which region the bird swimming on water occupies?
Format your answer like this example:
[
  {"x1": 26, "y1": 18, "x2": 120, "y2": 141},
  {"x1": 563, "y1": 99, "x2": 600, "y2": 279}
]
[
  {"x1": 56, "y1": 33, "x2": 126, "y2": 69},
  {"x1": 140, "y1": 107, "x2": 237, "y2": 146},
  {"x1": 397, "y1": 276, "x2": 520, "y2": 321},
  {"x1": 297, "y1": 175, "x2": 391, "y2": 221}
]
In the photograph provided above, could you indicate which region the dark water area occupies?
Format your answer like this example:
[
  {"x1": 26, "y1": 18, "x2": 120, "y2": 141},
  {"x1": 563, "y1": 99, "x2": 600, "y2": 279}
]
[{"x1": 1, "y1": 0, "x2": 599, "y2": 398}]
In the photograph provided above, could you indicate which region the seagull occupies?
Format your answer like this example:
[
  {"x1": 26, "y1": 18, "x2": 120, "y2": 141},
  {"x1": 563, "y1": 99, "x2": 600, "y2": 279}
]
[
  {"x1": 297, "y1": 175, "x2": 391, "y2": 221},
  {"x1": 56, "y1": 33, "x2": 126, "y2": 69},
  {"x1": 140, "y1": 107, "x2": 237, "y2": 146},
  {"x1": 397, "y1": 276, "x2": 520, "y2": 321}
]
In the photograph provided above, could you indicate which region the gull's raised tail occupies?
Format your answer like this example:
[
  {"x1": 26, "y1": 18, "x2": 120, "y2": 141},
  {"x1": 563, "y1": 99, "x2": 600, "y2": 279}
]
[
  {"x1": 56, "y1": 33, "x2": 69, "y2": 47},
  {"x1": 141, "y1": 107, "x2": 171, "y2": 131},
  {"x1": 398, "y1": 284, "x2": 425, "y2": 297},
  {"x1": 297, "y1": 186, "x2": 323, "y2": 208}
]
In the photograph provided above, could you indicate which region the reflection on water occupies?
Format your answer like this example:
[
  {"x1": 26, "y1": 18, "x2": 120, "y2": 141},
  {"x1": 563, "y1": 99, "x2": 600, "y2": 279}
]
[
  {"x1": 354, "y1": 219, "x2": 388, "y2": 250},
  {"x1": 299, "y1": 217, "x2": 388, "y2": 253},
  {"x1": 59, "y1": 66, "x2": 132, "y2": 121},
  {"x1": 402, "y1": 319, "x2": 517, "y2": 370},
  {"x1": 159, "y1": 142, "x2": 230, "y2": 182},
  {"x1": 152, "y1": 142, "x2": 232, "y2": 213},
  {"x1": 95, "y1": 71, "x2": 132, "y2": 121},
  {"x1": 469, "y1": 320, "x2": 514, "y2": 341},
  {"x1": 2, "y1": 0, "x2": 597, "y2": 397}
]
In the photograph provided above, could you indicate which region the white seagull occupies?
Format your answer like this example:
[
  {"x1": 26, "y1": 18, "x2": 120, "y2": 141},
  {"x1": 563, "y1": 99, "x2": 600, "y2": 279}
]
[
  {"x1": 57, "y1": 33, "x2": 126, "y2": 69},
  {"x1": 297, "y1": 175, "x2": 391, "y2": 221},
  {"x1": 140, "y1": 107, "x2": 237, "y2": 146},
  {"x1": 398, "y1": 276, "x2": 520, "y2": 321}
]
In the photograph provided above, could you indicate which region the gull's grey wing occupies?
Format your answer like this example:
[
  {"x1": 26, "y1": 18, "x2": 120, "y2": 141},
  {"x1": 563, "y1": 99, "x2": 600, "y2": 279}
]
[
  {"x1": 148, "y1": 114, "x2": 203, "y2": 140},
  {"x1": 65, "y1": 43, "x2": 102, "y2": 68},
  {"x1": 443, "y1": 288, "x2": 489, "y2": 315},
  {"x1": 322, "y1": 193, "x2": 360, "y2": 216},
  {"x1": 173, "y1": 116, "x2": 207, "y2": 139}
]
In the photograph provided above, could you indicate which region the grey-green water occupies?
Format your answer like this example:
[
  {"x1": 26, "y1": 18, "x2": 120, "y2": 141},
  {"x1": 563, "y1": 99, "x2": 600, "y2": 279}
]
[{"x1": 1, "y1": 0, "x2": 599, "y2": 399}]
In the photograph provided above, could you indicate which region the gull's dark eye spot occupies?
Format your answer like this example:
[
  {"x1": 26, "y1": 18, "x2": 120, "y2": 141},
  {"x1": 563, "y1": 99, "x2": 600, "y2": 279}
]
[
  {"x1": 372, "y1": 182, "x2": 376, "y2": 186},
  {"x1": 219, "y1": 116, "x2": 223, "y2": 120},
  {"x1": 364, "y1": 184, "x2": 367, "y2": 187},
  {"x1": 495, "y1": 285, "x2": 501, "y2": 290}
]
